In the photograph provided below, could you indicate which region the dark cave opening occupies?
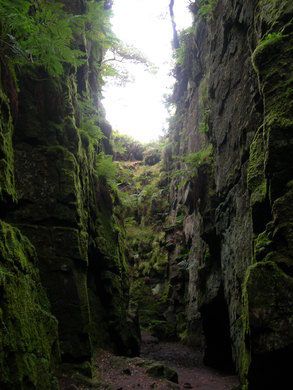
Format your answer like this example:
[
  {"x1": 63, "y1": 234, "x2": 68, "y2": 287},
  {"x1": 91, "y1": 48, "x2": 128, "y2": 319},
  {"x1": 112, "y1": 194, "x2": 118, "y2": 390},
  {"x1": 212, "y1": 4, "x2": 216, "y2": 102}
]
[{"x1": 200, "y1": 286, "x2": 235, "y2": 374}]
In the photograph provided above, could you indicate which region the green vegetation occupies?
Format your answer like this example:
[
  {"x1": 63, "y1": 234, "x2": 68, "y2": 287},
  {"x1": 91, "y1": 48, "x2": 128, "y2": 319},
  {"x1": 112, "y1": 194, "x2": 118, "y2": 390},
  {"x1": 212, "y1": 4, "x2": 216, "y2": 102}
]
[
  {"x1": 252, "y1": 31, "x2": 284, "y2": 71},
  {"x1": 183, "y1": 144, "x2": 213, "y2": 169},
  {"x1": 78, "y1": 97, "x2": 105, "y2": 142},
  {"x1": 0, "y1": 221, "x2": 59, "y2": 388},
  {"x1": 247, "y1": 126, "x2": 267, "y2": 206},
  {"x1": 171, "y1": 144, "x2": 213, "y2": 189},
  {"x1": 112, "y1": 132, "x2": 144, "y2": 161},
  {"x1": 0, "y1": 0, "x2": 148, "y2": 86},
  {"x1": 0, "y1": 87, "x2": 16, "y2": 200},
  {"x1": 198, "y1": 0, "x2": 218, "y2": 17},
  {"x1": 95, "y1": 153, "x2": 117, "y2": 185},
  {"x1": 112, "y1": 135, "x2": 175, "y2": 339},
  {"x1": 175, "y1": 27, "x2": 194, "y2": 66},
  {"x1": 0, "y1": 0, "x2": 84, "y2": 77}
]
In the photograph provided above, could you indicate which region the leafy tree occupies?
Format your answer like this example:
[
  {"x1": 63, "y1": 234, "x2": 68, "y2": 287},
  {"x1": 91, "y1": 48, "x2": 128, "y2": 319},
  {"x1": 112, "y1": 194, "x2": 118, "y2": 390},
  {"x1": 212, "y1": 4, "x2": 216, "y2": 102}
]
[{"x1": 102, "y1": 40, "x2": 156, "y2": 86}]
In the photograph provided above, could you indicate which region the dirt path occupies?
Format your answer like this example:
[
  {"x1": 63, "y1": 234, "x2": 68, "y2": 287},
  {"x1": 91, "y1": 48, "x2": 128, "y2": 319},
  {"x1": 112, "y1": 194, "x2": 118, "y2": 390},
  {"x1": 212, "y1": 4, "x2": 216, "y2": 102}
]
[
  {"x1": 60, "y1": 333, "x2": 239, "y2": 389},
  {"x1": 140, "y1": 333, "x2": 239, "y2": 389}
]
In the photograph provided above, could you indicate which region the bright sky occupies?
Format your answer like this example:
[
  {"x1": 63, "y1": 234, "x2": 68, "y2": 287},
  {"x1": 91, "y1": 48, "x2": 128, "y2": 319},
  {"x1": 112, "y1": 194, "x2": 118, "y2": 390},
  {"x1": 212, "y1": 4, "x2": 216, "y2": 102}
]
[{"x1": 103, "y1": 0, "x2": 192, "y2": 142}]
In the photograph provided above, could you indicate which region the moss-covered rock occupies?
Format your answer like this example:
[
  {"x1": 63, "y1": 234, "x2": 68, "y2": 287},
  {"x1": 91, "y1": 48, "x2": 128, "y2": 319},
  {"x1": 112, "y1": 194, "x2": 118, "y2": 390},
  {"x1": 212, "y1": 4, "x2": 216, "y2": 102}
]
[
  {"x1": 0, "y1": 221, "x2": 60, "y2": 389},
  {"x1": 241, "y1": 261, "x2": 293, "y2": 388},
  {"x1": 247, "y1": 126, "x2": 266, "y2": 207},
  {"x1": 145, "y1": 362, "x2": 178, "y2": 383},
  {"x1": 0, "y1": 83, "x2": 16, "y2": 201}
]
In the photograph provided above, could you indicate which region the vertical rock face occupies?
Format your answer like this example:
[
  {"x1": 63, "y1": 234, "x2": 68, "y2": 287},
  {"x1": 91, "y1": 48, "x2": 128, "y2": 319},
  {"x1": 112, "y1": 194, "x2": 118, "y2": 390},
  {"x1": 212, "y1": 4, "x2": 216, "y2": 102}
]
[
  {"x1": 0, "y1": 0, "x2": 138, "y2": 387},
  {"x1": 167, "y1": 0, "x2": 292, "y2": 387},
  {"x1": 0, "y1": 64, "x2": 59, "y2": 388}
]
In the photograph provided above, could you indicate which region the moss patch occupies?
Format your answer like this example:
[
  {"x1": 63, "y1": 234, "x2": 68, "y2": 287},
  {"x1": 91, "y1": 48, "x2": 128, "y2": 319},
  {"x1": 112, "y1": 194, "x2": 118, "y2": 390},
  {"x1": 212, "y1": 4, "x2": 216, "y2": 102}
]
[
  {"x1": 247, "y1": 126, "x2": 267, "y2": 207},
  {"x1": 0, "y1": 221, "x2": 60, "y2": 389},
  {"x1": 0, "y1": 85, "x2": 16, "y2": 201}
]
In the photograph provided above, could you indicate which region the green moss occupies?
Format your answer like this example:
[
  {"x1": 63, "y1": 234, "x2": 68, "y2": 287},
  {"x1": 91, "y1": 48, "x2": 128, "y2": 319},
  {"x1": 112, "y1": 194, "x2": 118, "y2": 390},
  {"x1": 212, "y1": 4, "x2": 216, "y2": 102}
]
[
  {"x1": 0, "y1": 86, "x2": 17, "y2": 201},
  {"x1": 240, "y1": 260, "x2": 293, "y2": 388},
  {"x1": 252, "y1": 0, "x2": 293, "y2": 210},
  {"x1": 146, "y1": 362, "x2": 178, "y2": 383},
  {"x1": 238, "y1": 262, "x2": 256, "y2": 389},
  {"x1": 254, "y1": 231, "x2": 273, "y2": 261},
  {"x1": 0, "y1": 221, "x2": 59, "y2": 389},
  {"x1": 257, "y1": 0, "x2": 293, "y2": 30},
  {"x1": 252, "y1": 32, "x2": 284, "y2": 72},
  {"x1": 198, "y1": 0, "x2": 218, "y2": 18},
  {"x1": 247, "y1": 126, "x2": 267, "y2": 207}
]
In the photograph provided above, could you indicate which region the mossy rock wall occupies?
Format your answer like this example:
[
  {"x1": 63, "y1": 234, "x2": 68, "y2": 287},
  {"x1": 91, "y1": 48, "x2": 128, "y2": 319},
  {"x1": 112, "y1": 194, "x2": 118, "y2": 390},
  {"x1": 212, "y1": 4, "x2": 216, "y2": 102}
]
[
  {"x1": 166, "y1": 0, "x2": 293, "y2": 387},
  {"x1": 0, "y1": 80, "x2": 59, "y2": 388},
  {"x1": 6, "y1": 16, "x2": 138, "y2": 366},
  {"x1": 0, "y1": 0, "x2": 139, "y2": 384}
]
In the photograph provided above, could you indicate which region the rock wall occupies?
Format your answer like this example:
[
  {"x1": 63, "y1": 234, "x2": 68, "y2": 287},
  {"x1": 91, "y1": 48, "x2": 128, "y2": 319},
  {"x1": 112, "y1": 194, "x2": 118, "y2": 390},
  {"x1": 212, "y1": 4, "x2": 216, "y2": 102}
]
[
  {"x1": 166, "y1": 0, "x2": 293, "y2": 388},
  {"x1": 0, "y1": 1, "x2": 138, "y2": 388},
  {"x1": 0, "y1": 64, "x2": 59, "y2": 388}
]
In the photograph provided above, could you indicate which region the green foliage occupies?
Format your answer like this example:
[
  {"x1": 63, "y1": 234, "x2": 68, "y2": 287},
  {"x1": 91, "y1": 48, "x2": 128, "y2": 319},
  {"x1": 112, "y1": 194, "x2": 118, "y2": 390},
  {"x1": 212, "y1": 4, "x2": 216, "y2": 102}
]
[
  {"x1": 255, "y1": 32, "x2": 283, "y2": 57},
  {"x1": 0, "y1": 0, "x2": 84, "y2": 77},
  {"x1": 174, "y1": 27, "x2": 194, "y2": 66},
  {"x1": 102, "y1": 37, "x2": 156, "y2": 86},
  {"x1": 78, "y1": 97, "x2": 104, "y2": 142},
  {"x1": 0, "y1": 88, "x2": 16, "y2": 201},
  {"x1": 198, "y1": 0, "x2": 218, "y2": 17},
  {"x1": 171, "y1": 145, "x2": 213, "y2": 189},
  {"x1": 183, "y1": 144, "x2": 213, "y2": 169},
  {"x1": 112, "y1": 132, "x2": 144, "y2": 161},
  {"x1": 85, "y1": 0, "x2": 116, "y2": 48},
  {"x1": 198, "y1": 110, "x2": 210, "y2": 134},
  {"x1": 95, "y1": 153, "x2": 117, "y2": 185},
  {"x1": 143, "y1": 145, "x2": 163, "y2": 166}
]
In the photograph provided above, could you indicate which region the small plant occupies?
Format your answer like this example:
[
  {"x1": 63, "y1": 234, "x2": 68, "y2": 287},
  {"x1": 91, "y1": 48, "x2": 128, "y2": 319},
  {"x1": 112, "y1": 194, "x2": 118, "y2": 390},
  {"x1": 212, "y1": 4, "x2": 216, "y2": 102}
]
[
  {"x1": 252, "y1": 31, "x2": 284, "y2": 71},
  {"x1": 95, "y1": 153, "x2": 117, "y2": 185},
  {"x1": 183, "y1": 144, "x2": 213, "y2": 169},
  {"x1": 174, "y1": 144, "x2": 213, "y2": 189},
  {"x1": 258, "y1": 32, "x2": 283, "y2": 47},
  {"x1": 174, "y1": 27, "x2": 194, "y2": 66},
  {"x1": 78, "y1": 97, "x2": 104, "y2": 142},
  {"x1": 198, "y1": 109, "x2": 210, "y2": 134},
  {"x1": 198, "y1": 0, "x2": 218, "y2": 18}
]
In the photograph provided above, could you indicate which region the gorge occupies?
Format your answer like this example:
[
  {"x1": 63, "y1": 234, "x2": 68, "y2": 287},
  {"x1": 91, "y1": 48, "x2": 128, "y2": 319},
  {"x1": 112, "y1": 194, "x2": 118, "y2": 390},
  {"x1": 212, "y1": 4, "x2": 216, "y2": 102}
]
[{"x1": 0, "y1": 1, "x2": 292, "y2": 389}]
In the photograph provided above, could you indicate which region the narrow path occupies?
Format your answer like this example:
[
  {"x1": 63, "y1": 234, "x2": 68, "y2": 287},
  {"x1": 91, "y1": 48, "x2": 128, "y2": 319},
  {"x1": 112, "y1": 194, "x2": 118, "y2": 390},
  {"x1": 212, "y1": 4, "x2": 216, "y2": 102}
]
[
  {"x1": 60, "y1": 333, "x2": 239, "y2": 389},
  {"x1": 140, "y1": 332, "x2": 239, "y2": 390}
]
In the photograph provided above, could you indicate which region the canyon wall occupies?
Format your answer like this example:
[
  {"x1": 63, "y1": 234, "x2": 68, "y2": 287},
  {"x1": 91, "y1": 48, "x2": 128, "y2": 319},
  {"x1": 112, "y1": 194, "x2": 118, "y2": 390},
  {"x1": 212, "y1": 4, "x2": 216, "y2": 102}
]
[
  {"x1": 0, "y1": 0, "x2": 292, "y2": 389},
  {"x1": 166, "y1": 0, "x2": 293, "y2": 387},
  {"x1": 0, "y1": 1, "x2": 138, "y2": 388}
]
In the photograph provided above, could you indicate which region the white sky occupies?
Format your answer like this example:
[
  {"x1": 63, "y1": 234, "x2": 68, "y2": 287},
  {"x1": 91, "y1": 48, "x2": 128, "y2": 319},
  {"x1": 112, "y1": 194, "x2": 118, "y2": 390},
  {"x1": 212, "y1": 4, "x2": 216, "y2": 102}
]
[{"x1": 103, "y1": 0, "x2": 192, "y2": 142}]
